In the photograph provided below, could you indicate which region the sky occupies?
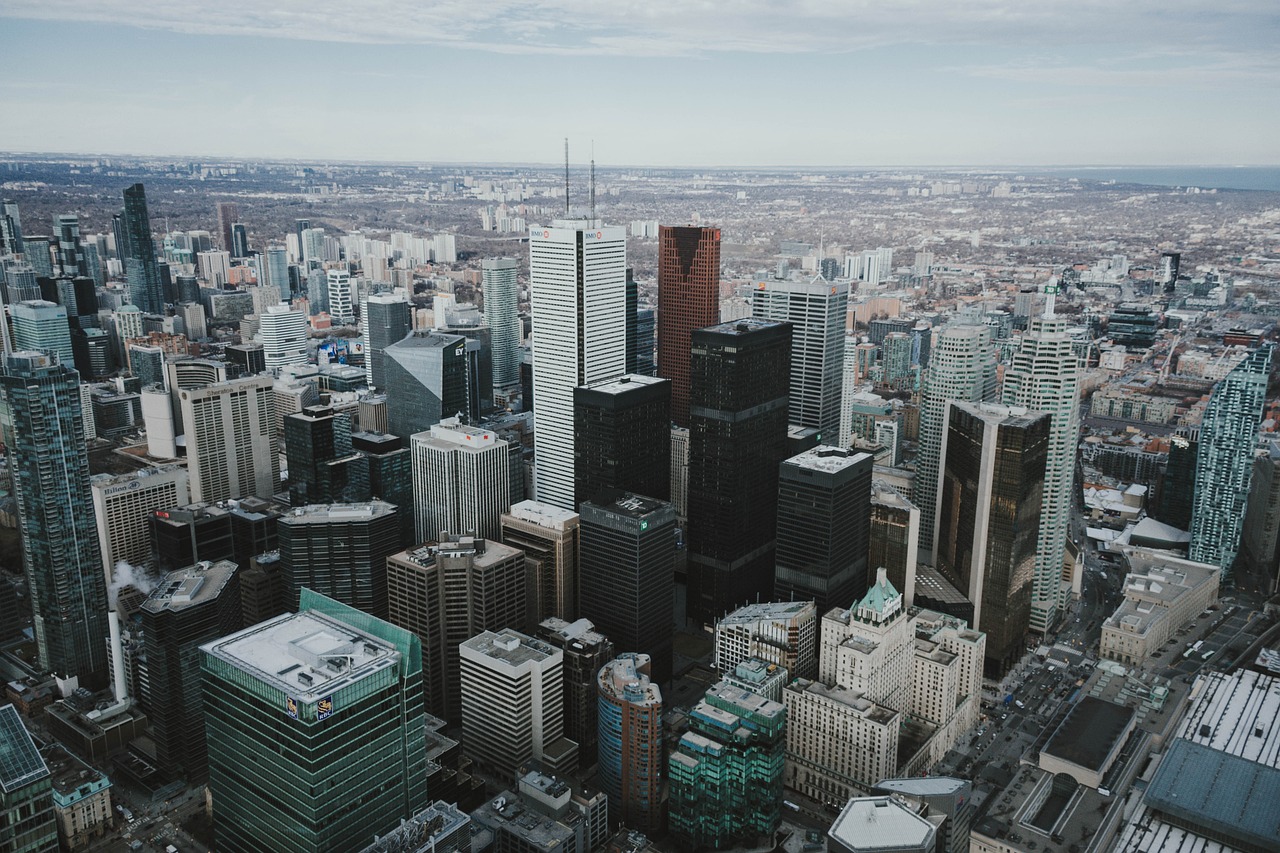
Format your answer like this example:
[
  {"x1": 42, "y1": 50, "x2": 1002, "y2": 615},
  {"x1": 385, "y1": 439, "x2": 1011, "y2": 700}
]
[{"x1": 0, "y1": 1, "x2": 1277, "y2": 167}]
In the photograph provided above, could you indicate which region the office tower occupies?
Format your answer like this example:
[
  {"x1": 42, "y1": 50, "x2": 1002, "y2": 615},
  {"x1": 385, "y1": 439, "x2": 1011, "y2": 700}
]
[
  {"x1": 635, "y1": 307, "x2": 656, "y2": 376},
  {"x1": 439, "y1": 323, "x2": 492, "y2": 421},
  {"x1": 179, "y1": 301, "x2": 207, "y2": 341},
  {"x1": 0, "y1": 199, "x2": 22, "y2": 254},
  {"x1": 597, "y1": 653, "x2": 664, "y2": 832},
  {"x1": 262, "y1": 246, "x2": 289, "y2": 303},
  {"x1": 151, "y1": 504, "x2": 235, "y2": 572},
  {"x1": 279, "y1": 501, "x2": 400, "y2": 618},
  {"x1": 11, "y1": 300, "x2": 72, "y2": 364},
  {"x1": 502, "y1": 500, "x2": 580, "y2": 623},
  {"x1": 774, "y1": 446, "x2": 873, "y2": 613},
  {"x1": 1241, "y1": 436, "x2": 1280, "y2": 579},
  {"x1": 382, "y1": 330, "x2": 469, "y2": 442},
  {"x1": 121, "y1": 184, "x2": 163, "y2": 313},
  {"x1": 0, "y1": 352, "x2": 107, "y2": 690},
  {"x1": 579, "y1": 492, "x2": 677, "y2": 683},
  {"x1": 387, "y1": 536, "x2": 526, "y2": 720},
  {"x1": 1190, "y1": 345, "x2": 1274, "y2": 573},
  {"x1": 686, "y1": 319, "x2": 791, "y2": 625},
  {"x1": 258, "y1": 303, "x2": 308, "y2": 372},
  {"x1": 201, "y1": 589, "x2": 428, "y2": 853},
  {"x1": 537, "y1": 617, "x2": 614, "y2": 767},
  {"x1": 411, "y1": 418, "x2": 509, "y2": 542},
  {"x1": 917, "y1": 321, "x2": 997, "y2": 562},
  {"x1": 293, "y1": 218, "x2": 311, "y2": 259},
  {"x1": 327, "y1": 269, "x2": 354, "y2": 324},
  {"x1": 935, "y1": 402, "x2": 1048, "y2": 676},
  {"x1": 139, "y1": 559, "x2": 239, "y2": 781},
  {"x1": 670, "y1": 426, "x2": 690, "y2": 518},
  {"x1": 364, "y1": 292, "x2": 411, "y2": 390},
  {"x1": 714, "y1": 600, "x2": 818, "y2": 679},
  {"x1": 306, "y1": 268, "x2": 329, "y2": 315},
  {"x1": 1159, "y1": 251, "x2": 1181, "y2": 293},
  {"x1": 91, "y1": 465, "x2": 190, "y2": 578},
  {"x1": 657, "y1": 225, "x2": 720, "y2": 427},
  {"x1": 625, "y1": 268, "x2": 639, "y2": 375},
  {"x1": 869, "y1": 480, "x2": 919, "y2": 603},
  {"x1": 179, "y1": 376, "x2": 279, "y2": 503},
  {"x1": 52, "y1": 214, "x2": 83, "y2": 276},
  {"x1": 529, "y1": 219, "x2": 628, "y2": 510},
  {"x1": 1000, "y1": 310, "x2": 1081, "y2": 632},
  {"x1": 752, "y1": 278, "x2": 848, "y2": 439},
  {"x1": 229, "y1": 223, "x2": 248, "y2": 259},
  {"x1": 284, "y1": 405, "x2": 363, "y2": 506},
  {"x1": 870, "y1": 778, "x2": 972, "y2": 853},
  {"x1": 482, "y1": 258, "x2": 521, "y2": 394},
  {"x1": 1, "y1": 261, "x2": 39, "y2": 306},
  {"x1": 350, "y1": 431, "x2": 414, "y2": 544},
  {"x1": 459, "y1": 629, "x2": 578, "y2": 781},
  {"x1": 668, "y1": 680, "x2": 785, "y2": 849},
  {"x1": 215, "y1": 201, "x2": 239, "y2": 252},
  {"x1": 0, "y1": 704, "x2": 59, "y2": 853},
  {"x1": 23, "y1": 237, "x2": 55, "y2": 279},
  {"x1": 573, "y1": 374, "x2": 671, "y2": 506},
  {"x1": 69, "y1": 329, "x2": 112, "y2": 381},
  {"x1": 197, "y1": 251, "x2": 231, "y2": 287}
]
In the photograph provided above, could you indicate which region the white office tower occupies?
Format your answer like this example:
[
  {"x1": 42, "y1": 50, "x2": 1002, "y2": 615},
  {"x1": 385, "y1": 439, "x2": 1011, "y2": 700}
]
[
  {"x1": 483, "y1": 258, "x2": 521, "y2": 394},
  {"x1": 411, "y1": 417, "x2": 510, "y2": 542},
  {"x1": 838, "y1": 332, "x2": 861, "y2": 448},
  {"x1": 528, "y1": 220, "x2": 627, "y2": 509},
  {"x1": 179, "y1": 301, "x2": 207, "y2": 341},
  {"x1": 179, "y1": 375, "x2": 280, "y2": 503},
  {"x1": 258, "y1": 303, "x2": 309, "y2": 372},
  {"x1": 459, "y1": 628, "x2": 578, "y2": 781},
  {"x1": 916, "y1": 320, "x2": 997, "y2": 561},
  {"x1": 1000, "y1": 309, "x2": 1081, "y2": 634},
  {"x1": 91, "y1": 465, "x2": 189, "y2": 580},
  {"x1": 751, "y1": 277, "x2": 848, "y2": 440},
  {"x1": 327, "y1": 269, "x2": 355, "y2": 325}
]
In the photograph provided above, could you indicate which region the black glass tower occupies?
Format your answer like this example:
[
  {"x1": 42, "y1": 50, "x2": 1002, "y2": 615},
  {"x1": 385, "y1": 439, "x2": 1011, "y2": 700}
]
[
  {"x1": 284, "y1": 405, "x2": 366, "y2": 506},
  {"x1": 121, "y1": 183, "x2": 164, "y2": 314},
  {"x1": 573, "y1": 375, "x2": 671, "y2": 507},
  {"x1": 278, "y1": 501, "x2": 401, "y2": 619}
]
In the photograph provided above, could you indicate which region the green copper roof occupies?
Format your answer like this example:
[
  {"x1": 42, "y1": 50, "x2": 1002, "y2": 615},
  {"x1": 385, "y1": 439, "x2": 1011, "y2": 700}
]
[{"x1": 858, "y1": 573, "x2": 900, "y2": 616}]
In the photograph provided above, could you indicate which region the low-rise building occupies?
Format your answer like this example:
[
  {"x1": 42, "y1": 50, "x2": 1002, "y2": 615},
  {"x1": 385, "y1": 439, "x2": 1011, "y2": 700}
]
[
  {"x1": 1099, "y1": 548, "x2": 1219, "y2": 666},
  {"x1": 41, "y1": 744, "x2": 112, "y2": 851}
]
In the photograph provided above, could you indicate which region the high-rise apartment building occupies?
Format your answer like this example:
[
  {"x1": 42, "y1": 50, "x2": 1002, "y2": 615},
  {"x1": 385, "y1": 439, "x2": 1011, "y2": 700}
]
[
  {"x1": 179, "y1": 376, "x2": 279, "y2": 504},
  {"x1": 502, "y1": 500, "x2": 580, "y2": 623},
  {"x1": 459, "y1": 629, "x2": 578, "y2": 781},
  {"x1": 279, "y1": 501, "x2": 401, "y2": 619},
  {"x1": 668, "y1": 680, "x2": 786, "y2": 849},
  {"x1": 139, "y1": 559, "x2": 240, "y2": 781},
  {"x1": 579, "y1": 492, "x2": 677, "y2": 683},
  {"x1": 364, "y1": 292, "x2": 411, "y2": 390},
  {"x1": 537, "y1": 617, "x2": 614, "y2": 768},
  {"x1": 1190, "y1": 345, "x2": 1274, "y2": 573},
  {"x1": 573, "y1": 374, "x2": 671, "y2": 506},
  {"x1": 11, "y1": 300, "x2": 73, "y2": 364},
  {"x1": 121, "y1": 184, "x2": 164, "y2": 313},
  {"x1": 657, "y1": 225, "x2": 720, "y2": 427},
  {"x1": 201, "y1": 589, "x2": 428, "y2": 853},
  {"x1": 752, "y1": 278, "x2": 848, "y2": 439},
  {"x1": 1000, "y1": 310, "x2": 1081, "y2": 632},
  {"x1": 411, "y1": 418, "x2": 510, "y2": 542},
  {"x1": 935, "y1": 402, "x2": 1048, "y2": 675},
  {"x1": 262, "y1": 246, "x2": 289, "y2": 303},
  {"x1": 597, "y1": 653, "x2": 664, "y2": 833},
  {"x1": 386, "y1": 536, "x2": 526, "y2": 721},
  {"x1": 258, "y1": 303, "x2": 308, "y2": 372},
  {"x1": 91, "y1": 465, "x2": 190, "y2": 579},
  {"x1": 482, "y1": 258, "x2": 522, "y2": 394},
  {"x1": 529, "y1": 220, "x2": 627, "y2": 510},
  {"x1": 0, "y1": 351, "x2": 108, "y2": 690},
  {"x1": 327, "y1": 268, "x2": 354, "y2": 324},
  {"x1": 775, "y1": 446, "x2": 873, "y2": 613},
  {"x1": 382, "y1": 330, "x2": 469, "y2": 442},
  {"x1": 686, "y1": 319, "x2": 791, "y2": 625},
  {"x1": 917, "y1": 320, "x2": 997, "y2": 562},
  {"x1": 714, "y1": 600, "x2": 819, "y2": 680}
]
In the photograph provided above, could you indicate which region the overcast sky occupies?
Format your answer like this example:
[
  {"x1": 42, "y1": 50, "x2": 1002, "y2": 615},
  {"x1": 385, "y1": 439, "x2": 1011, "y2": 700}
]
[{"x1": 0, "y1": 1, "x2": 1276, "y2": 167}]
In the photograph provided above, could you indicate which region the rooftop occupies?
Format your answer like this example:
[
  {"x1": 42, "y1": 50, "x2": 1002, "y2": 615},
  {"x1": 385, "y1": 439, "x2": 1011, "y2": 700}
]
[
  {"x1": 504, "y1": 500, "x2": 579, "y2": 530},
  {"x1": 874, "y1": 776, "x2": 970, "y2": 798},
  {"x1": 829, "y1": 796, "x2": 936, "y2": 852},
  {"x1": 599, "y1": 654, "x2": 662, "y2": 706},
  {"x1": 580, "y1": 490, "x2": 672, "y2": 520},
  {"x1": 141, "y1": 560, "x2": 237, "y2": 614},
  {"x1": 0, "y1": 704, "x2": 48, "y2": 793},
  {"x1": 358, "y1": 801, "x2": 470, "y2": 853},
  {"x1": 785, "y1": 445, "x2": 872, "y2": 474},
  {"x1": 281, "y1": 501, "x2": 397, "y2": 525},
  {"x1": 699, "y1": 317, "x2": 789, "y2": 337},
  {"x1": 1042, "y1": 696, "x2": 1135, "y2": 772},
  {"x1": 578, "y1": 374, "x2": 668, "y2": 396},
  {"x1": 1178, "y1": 670, "x2": 1280, "y2": 765},
  {"x1": 462, "y1": 629, "x2": 557, "y2": 668},
  {"x1": 718, "y1": 599, "x2": 816, "y2": 626}
]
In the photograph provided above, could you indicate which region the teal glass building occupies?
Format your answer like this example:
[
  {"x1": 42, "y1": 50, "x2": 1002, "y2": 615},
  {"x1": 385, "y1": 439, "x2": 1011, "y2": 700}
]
[{"x1": 200, "y1": 589, "x2": 428, "y2": 853}]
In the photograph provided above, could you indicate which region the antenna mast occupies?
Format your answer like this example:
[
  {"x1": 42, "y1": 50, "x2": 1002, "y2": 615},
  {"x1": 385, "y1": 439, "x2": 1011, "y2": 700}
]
[
  {"x1": 564, "y1": 138, "x2": 570, "y2": 216},
  {"x1": 590, "y1": 141, "x2": 596, "y2": 221}
]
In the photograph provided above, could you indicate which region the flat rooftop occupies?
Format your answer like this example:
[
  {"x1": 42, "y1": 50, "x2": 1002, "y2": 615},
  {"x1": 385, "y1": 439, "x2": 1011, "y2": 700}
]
[
  {"x1": 1042, "y1": 696, "x2": 1135, "y2": 771},
  {"x1": 830, "y1": 797, "x2": 935, "y2": 852},
  {"x1": 1178, "y1": 669, "x2": 1280, "y2": 764},
  {"x1": 141, "y1": 560, "x2": 237, "y2": 614},
  {"x1": 201, "y1": 610, "x2": 401, "y2": 703},
  {"x1": 505, "y1": 500, "x2": 579, "y2": 529},
  {"x1": 699, "y1": 318, "x2": 788, "y2": 337},
  {"x1": 581, "y1": 491, "x2": 671, "y2": 519},
  {"x1": 462, "y1": 629, "x2": 556, "y2": 668},
  {"x1": 718, "y1": 600, "x2": 815, "y2": 625},
  {"x1": 785, "y1": 445, "x2": 872, "y2": 474},
  {"x1": 281, "y1": 501, "x2": 397, "y2": 524},
  {"x1": 579, "y1": 374, "x2": 668, "y2": 396}
]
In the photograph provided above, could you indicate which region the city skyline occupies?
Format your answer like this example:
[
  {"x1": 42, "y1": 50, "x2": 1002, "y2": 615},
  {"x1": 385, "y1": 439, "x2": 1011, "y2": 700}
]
[{"x1": 0, "y1": 3, "x2": 1276, "y2": 166}]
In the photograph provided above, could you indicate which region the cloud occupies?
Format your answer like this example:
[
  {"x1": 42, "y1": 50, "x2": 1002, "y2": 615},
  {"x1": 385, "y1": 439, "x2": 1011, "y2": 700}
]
[{"x1": 0, "y1": 0, "x2": 1274, "y2": 62}]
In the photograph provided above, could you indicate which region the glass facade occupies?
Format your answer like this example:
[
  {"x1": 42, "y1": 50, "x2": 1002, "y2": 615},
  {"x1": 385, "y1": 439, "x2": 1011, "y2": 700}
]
[
  {"x1": 381, "y1": 332, "x2": 469, "y2": 443},
  {"x1": 121, "y1": 184, "x2": 164, "y2": 313}
]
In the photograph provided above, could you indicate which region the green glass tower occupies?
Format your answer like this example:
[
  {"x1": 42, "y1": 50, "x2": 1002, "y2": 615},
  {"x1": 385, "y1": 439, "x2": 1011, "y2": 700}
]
[
  {"x1": 1190, "y1": 345, "x2": 1274, "y2": 574},
  {"x1": 668, "y1": 680, "x2": 785, "y2": 849},
  {"x1": 201, "y1": 589, "x2": 428, "y2": 853},
  {"x1": 0, "y1": 351, "x2": 108, "y2": 690},
  {"x1": 0, "y1": 704, "x2": 58, "y2": 853}
]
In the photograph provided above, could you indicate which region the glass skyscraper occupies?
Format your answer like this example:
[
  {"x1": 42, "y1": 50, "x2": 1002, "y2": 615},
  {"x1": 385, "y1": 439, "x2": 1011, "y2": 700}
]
[
  {"x1": 482, "y1": 257, "x2": 521, "y2": 394},
  {"x1": 121, "y1": 183, "x2": 164, "y2": 314},
  {"x1": 1190, "y1": 345, "x2": 1274, "y2": 573},
  {"x1": 0, "y1": 351, "x2": 108, "y2": 690}
]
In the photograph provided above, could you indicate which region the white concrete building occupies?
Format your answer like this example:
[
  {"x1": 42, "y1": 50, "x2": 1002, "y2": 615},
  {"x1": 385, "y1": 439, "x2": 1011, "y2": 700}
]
[
  {"x1": 91, "y1": 465, "x2": 189, "y2": 581},
  {"x1": 1099, "y1": 548, "x2": 1220, "y2": 666},
  {"x1": 179, "y1": 375, "x2": 279, "y2": 503},
  {"x1": 327, "y1": 268, "x2": 354, "y2": 325},
  {"x1": 411, "y1": 417, "x2": 510, "y2": 542},
  {"x1": 258, "y1": 303, "x2": 309, "y2": 372}
]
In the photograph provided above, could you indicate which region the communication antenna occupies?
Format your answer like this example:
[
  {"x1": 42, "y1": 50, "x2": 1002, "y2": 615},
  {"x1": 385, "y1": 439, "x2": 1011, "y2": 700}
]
[
  {"x1": 564, "y1": 138, "x2": 570, "y2": 216},
  {"x1": 590, "y1": 141, "x2": 597, "y2": 222}
]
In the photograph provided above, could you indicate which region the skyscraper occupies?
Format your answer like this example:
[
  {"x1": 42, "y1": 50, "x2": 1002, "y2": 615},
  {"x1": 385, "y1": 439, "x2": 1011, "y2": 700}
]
[
  {"x1": 537, "y1": 617, "x2": 614, "y2": 767},
  {"x1": 529, "y1": 220, "x2": 627, "y2": 509},
  {"x1": 597, "y1": 653, "x2": 664, "y2": 833},
  {"x1": 502, "y1": 500, "x2": 580, "y2": 623},
  {"x1": 1000, "y1": 308, "x2": 1081, "y2": 632},
  {"x1": 278, "y1": 501, "x2": 401, "y2": 619},
  {"x1": 230, "y1": 223, "x2": 248, "y2": 259},
  {"x1": 686, "y1": 319, "x2": 791, "y2": 625},
  {"x1": 53, "y1": 214, "x2": 83, "y2": 276},
  {"x1": 327, "y1": 268, "x2": 354, "y2": 325},
  {"x1": 178, "y1": 376, "x2": 279, "y2": 504},
  {"x1": 410, "y1": 418, "x2": 510, "y2": 542},
  {"x1": 573, "y1": 374, "x2": 671, "y2": 506},
  {"x1": 284, "y1": 405, "x2": 363, "y2": 506},
  {"x1": 258, "y1": 303, "x2": 308, "y2": 372},
  {"x1": 751, "y1": 277, "x2": 848, "y2": 439},
  {"x1": 351, "y1": 430, "x2": 414, "y2": 545},
  {"x1": 935, "y1": 402, "x2": 1048, "y2": 676},
  {"x1": 382, "y1": 330, "x2": 469, "y2": 442},
  {"x1": 91, "y1": 465, "x2": 190, "y2": 578},
  {"x1": 0, "y1": 704, "x2": 58, "y2": 853},
  {"x1": 482, "y1": 258, "x2": 521, "y2": 395},
  {"x1": 1190, "y1": 345, "x2": 1274, "y2": 573},
  {"x1": 263, "y1": 246, "x2": 289, "y2": 303},
  {"x1": 121, "y1": 183, "x2": 164, "y2": 314},
  {"x1": 0, "y1": 351, "x2": 108, "y2": 689},
  {"x1": 201, "y1": 589, "x2": 428, "y2": 853},
  {"x1": 917, "y1": 320, "x2": 997, "y2": 562},
  {"x1": 0, "y1": 199, "x2": 23, "y2": 254},
  {"x1": 774, "y1": 446, "x2": 873, "y2": 614},
  {"x1": 657, "y1": 225, "x2": 720, "y2": 426},
  {"x1": 10, "y1": 300, "x2": 73, "y2": 365},
  {"x1": 364, "y1": 292, "x2": 411, "y2": 390},
  {"x1": 215, "y1": 201, "x2": 239, "y2": 253},
  {"x1": 579, "y1": 491, "x2": 677, "y2": 683}
]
